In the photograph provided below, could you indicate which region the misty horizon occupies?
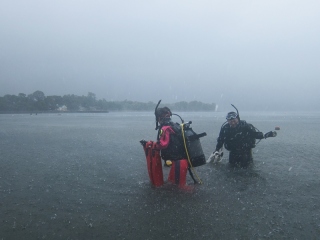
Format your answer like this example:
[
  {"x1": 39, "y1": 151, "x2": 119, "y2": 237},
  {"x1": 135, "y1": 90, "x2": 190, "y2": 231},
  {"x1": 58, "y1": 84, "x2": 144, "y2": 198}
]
[{"x1": 1, "y1": 1, "x2": 319, "y2": 111}]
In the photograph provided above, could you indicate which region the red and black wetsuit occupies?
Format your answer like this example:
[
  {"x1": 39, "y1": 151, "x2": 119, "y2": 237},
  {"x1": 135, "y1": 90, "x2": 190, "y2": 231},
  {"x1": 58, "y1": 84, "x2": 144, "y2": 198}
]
[{"x1": 156, "y1": 122, "x2": 189, "y2": 188}]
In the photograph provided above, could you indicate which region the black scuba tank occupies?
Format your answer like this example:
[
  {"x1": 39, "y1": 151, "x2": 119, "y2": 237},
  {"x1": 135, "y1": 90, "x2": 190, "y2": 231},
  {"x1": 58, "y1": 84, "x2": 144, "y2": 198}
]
[{"x1": 182, "y1": 121, "x2": 207, "y2": 167}]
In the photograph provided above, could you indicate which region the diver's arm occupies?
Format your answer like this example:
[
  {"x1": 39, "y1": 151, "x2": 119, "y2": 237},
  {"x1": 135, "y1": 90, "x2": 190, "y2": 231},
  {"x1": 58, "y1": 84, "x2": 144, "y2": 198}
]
[
  {"x1": 254, "y1": 131, "x2": 264, "y2": 139},
  {"x1": 156, "y1": 126, "x2": 174, "y2": 149},
  {"x1": 247, "y1": 123, "x2": 264, "y2": 139},
  {"x1": 215, "y1": 130, "x2": 224, "y2": 151}
]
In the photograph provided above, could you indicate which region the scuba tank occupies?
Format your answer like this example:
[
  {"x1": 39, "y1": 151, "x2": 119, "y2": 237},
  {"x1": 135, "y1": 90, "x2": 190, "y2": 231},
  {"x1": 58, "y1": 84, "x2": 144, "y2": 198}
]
[{"x1": 181, "y1": 121, "x2": 207, "y2": 167}]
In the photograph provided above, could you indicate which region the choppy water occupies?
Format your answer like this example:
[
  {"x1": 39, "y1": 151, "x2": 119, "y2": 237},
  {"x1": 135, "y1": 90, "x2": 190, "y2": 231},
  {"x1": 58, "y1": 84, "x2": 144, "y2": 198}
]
[{"x1": 0, "y1": 111, "x2": 319, "y2": 239}]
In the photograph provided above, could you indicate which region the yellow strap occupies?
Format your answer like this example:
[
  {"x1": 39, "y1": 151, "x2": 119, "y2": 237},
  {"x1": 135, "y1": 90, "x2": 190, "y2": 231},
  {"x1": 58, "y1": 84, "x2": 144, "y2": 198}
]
[{"x1": 181, "y1": 124, "x2": 203, "y2": 184}]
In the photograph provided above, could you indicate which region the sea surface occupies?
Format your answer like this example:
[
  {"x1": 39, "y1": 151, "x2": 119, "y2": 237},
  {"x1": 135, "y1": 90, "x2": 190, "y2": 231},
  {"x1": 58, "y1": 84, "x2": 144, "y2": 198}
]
[{"x1": 0, "y1": 111, "x2": 319, "y2": 239}]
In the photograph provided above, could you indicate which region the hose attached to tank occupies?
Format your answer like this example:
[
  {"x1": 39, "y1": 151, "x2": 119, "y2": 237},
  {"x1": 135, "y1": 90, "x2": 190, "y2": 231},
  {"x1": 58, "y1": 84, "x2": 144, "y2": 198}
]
[{"x1": 181, "y1": 123, "x2": 203, "y2": 184}]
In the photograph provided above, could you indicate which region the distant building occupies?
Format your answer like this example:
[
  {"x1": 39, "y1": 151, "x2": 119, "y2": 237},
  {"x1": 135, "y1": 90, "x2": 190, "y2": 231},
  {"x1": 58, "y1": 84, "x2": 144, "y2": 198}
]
[{"x1": 57, "y1": 105, "x2": 67, "y2": 111}]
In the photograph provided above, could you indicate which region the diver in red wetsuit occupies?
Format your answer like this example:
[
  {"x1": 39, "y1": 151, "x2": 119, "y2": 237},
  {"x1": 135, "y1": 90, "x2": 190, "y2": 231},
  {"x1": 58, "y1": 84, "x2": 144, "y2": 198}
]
[{"x1": 155, "y1": 106, "x2": 190, "y2": 189}]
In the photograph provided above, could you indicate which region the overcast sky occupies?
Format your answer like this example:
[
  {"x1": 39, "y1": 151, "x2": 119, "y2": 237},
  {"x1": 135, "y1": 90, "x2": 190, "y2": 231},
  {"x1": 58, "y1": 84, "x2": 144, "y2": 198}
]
[{"x1": 1, "y1": 0, "x2": 319, "y2": 111}]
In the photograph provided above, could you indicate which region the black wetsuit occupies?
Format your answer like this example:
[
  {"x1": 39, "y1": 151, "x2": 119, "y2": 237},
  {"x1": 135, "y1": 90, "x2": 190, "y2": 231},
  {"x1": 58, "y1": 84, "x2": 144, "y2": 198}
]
[{"x1": 215, "y1": 120, "x2": 264, "y2": 167}]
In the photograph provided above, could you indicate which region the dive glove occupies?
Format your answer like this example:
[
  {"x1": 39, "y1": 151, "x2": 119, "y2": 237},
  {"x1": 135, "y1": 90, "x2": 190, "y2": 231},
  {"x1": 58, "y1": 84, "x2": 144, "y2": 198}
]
[
  {"x1": 206, "y1": 150, "x2": 223, "y2": 163},
  {"x1": 264, "y1": 131, "x2": 277, "y2": 139},
  {"x1": 207, "y1": 152, "x2": 216, "y2": 163},
  {"x1": 140, "y1": 139, "x2": 147, "y2": 147}
]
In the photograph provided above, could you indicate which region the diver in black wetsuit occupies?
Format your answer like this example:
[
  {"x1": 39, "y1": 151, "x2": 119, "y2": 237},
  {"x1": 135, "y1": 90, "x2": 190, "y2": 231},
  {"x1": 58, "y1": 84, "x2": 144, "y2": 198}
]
[{"x1": 208, "y1": 105, "x2": 276, "y2": 167}]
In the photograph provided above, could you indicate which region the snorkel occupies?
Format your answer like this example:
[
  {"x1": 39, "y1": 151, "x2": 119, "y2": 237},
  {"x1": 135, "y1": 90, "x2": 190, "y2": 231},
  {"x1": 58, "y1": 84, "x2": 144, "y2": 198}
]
[
  {"x1": 155, "y1": 100, "x2": 162, "y2": 130},
  {"x1": 231, "y1": 104, "x2": 240, "y2": 121}
]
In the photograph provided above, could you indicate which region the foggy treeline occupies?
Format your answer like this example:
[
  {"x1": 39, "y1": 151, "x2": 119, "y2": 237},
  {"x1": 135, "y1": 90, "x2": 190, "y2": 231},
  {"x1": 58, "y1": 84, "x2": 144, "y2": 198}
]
[{"x1": 0, "y1": 91, "x2": 216, "y2": 113}]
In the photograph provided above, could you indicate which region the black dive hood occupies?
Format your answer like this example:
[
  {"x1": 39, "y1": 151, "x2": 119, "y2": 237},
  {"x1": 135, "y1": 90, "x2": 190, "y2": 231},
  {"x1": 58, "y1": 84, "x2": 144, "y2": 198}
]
[{"x1": 155, "y1": 100, "x2": 184, "y2": 130}]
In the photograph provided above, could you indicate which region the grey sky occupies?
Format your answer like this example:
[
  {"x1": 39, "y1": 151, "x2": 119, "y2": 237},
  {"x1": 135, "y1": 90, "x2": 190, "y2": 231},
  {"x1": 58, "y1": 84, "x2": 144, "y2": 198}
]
[{"x1": 1, "y1": 0, "x2": 319, "y2": 111}]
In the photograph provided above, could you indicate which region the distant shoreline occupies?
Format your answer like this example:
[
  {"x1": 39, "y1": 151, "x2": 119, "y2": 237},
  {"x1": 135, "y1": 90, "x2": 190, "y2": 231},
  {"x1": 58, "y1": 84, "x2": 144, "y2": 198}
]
[{"x1": 0, "y1": 110, "x2": 109, "y2": 114}]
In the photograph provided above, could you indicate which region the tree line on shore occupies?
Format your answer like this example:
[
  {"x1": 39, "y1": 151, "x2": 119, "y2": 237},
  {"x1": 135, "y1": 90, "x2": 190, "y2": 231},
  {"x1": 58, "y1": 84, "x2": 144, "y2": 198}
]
[{"x1": 0, "y1": 91, "x2": 216, "y2": 113}]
